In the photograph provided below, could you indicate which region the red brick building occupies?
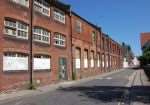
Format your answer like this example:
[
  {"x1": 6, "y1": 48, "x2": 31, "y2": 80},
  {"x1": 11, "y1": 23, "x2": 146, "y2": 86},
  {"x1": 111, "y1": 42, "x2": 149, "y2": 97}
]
[
  {"x1": 140, "y1": 32, "x2": 150, "y2": 49},
  {"x1": 0, "y1": 0, "x2": 123, "y2": 91},
  {"x1": 71, "y1": 12, "x2": 122, "y2": 79}
]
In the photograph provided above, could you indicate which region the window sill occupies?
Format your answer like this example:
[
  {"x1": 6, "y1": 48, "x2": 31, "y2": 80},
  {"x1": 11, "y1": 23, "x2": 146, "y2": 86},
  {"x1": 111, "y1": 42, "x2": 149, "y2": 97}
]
[
  {"x1": 53, "y1": 19, "x2": 66, "y2": 26},
  {"x1": 4, "y1": 34, "x2": 29, "y2": 42},
  {"x1": 34, "y1": 69, "x2": 51, "y2": 72},
  {"x1": 3, "y1": 70, "x2": 28, "y2": 74},
  {"x1": 54, "y1": 45, "x2": 66, "y2": 49},
  {"x1": 33, "y1": 40, "x2": 50, "y2": 47},
  {"x1": 34, "y1": 11, "x2": 50, "y2": 19}
]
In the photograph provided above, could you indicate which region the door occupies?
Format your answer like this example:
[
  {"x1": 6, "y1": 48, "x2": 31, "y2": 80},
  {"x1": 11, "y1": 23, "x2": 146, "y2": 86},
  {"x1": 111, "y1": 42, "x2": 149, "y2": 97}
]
[{"x1": 59, "y1": 57, "x2": 68, "y2": 80}]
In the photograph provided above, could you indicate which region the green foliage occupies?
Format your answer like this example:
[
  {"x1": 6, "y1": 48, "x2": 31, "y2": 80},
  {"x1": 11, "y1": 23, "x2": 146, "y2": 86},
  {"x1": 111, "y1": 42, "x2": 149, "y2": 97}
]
[
  {"x1": 139, "y1": 47, "x2": 150, "y2": 66},
  {"x1": 28, "y1": 83, "x2": 36, "y2": 90}
]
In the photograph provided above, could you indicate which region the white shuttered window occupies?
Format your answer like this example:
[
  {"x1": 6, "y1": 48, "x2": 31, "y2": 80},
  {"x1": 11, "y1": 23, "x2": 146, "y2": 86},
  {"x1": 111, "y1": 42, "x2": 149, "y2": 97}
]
[
  {"x1": 84, "y1": 50, "x2": 88, "y2": 68},
  {"x1": 34, "y1": 55, "x2": 51, "y2": 70},
  {"x1": 75, "y1": 48, "x2": 81, "y2": 69},
  {"x1": 90, "y1": 51, "x2": 94, "y2": 68},
  {"x1": 3, "y1": 53, "x2": 28, "y2": 71}
]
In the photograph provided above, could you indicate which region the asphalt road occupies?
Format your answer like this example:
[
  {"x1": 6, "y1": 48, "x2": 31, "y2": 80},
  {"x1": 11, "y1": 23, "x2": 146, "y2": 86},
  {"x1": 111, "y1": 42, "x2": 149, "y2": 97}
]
[{"x1": 0, "y1": 69, "x2": 136, "y2": 105}]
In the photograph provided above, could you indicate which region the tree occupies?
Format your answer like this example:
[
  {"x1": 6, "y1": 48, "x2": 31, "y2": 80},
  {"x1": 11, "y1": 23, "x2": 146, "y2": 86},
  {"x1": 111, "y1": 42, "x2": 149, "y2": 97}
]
[{"x1": 139, "y1": 46, "x2": 150, "y2": 66}]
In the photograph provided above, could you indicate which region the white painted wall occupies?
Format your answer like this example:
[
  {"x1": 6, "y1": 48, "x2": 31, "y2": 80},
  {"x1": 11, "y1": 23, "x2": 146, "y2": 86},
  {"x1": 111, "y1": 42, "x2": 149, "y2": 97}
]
[
  {"x1": 123, "y1": 58, "x2": 129, "y2": 68},
  {"x1": 132, "y1": 57, "x2": 140, "y2": 66}
]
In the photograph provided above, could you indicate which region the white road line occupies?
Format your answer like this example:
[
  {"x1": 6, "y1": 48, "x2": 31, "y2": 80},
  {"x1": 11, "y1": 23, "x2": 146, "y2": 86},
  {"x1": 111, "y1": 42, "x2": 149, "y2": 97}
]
[{"x1": 106, "y1": 77, "x2": 112, "y2": 80}]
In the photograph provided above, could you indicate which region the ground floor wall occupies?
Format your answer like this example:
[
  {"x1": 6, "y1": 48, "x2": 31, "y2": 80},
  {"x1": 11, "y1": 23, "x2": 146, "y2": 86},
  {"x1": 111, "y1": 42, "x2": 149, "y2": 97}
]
[
  {"x1": 72, "y1": 38, "x2": 122, "y2": 80},
  {"x1": 0, "y1": 50, "x2": 72, "y2": 91},
  {"x1": 0, "y1": 39, "x2": 123, "y2": 92}
]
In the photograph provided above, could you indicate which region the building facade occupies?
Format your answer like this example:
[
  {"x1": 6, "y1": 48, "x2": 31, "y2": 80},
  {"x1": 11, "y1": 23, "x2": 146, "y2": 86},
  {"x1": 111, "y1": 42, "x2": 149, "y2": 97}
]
[
  {"x1": 0, "y1": 0, "x2": 123, "y2": 91},
  {"x1": 140, "y1": 32, "x2": 150, "y2": 51}
]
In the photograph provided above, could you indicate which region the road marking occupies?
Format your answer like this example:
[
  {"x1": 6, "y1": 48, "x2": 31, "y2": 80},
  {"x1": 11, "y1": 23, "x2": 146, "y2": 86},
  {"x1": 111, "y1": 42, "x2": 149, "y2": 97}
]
[{"x1": 106, "y1": 77, "x2": 112, "y2": 80}]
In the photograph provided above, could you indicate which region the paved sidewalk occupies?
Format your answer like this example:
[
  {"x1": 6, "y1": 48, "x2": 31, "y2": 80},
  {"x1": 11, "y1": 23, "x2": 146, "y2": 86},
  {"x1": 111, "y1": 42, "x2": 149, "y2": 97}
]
[
  {"x1": 131, "y1": 69, "x2": 150, "y2": 105},
  {"x1": 0, "y1": 69, "x2": 125, "y2": 102}
]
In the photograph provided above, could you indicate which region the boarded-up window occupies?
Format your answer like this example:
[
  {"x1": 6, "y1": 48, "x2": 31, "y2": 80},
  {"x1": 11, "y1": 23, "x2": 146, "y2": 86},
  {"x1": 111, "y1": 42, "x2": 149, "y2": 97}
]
[
  {"x1": 75, "y1": 48, "x2": 81, "y2": 69},
  {"x1": 106, "y1": 55, "x2": 109, "y2": 68},
  {"x1": 90, "y1": 51, "x2": 94, "y2": 68},
  {"x1": 84, "y1": 50, "x2": 88, "y2": 68},
  {"x1": 34, "y1": 55, "x2": 51, "y2": 70},
  {"x1": 97, "y1": 53, "x2": 100, "y2": 68},
  {"x1": 102, "y1": 54, "x2": 105, "y2": 68},
  {"x1": 3, "y1": 52, "x2": 28, "y2": 71},
  {"x1": 110, "y1": 56, "x2": 112, "y2": 67}
]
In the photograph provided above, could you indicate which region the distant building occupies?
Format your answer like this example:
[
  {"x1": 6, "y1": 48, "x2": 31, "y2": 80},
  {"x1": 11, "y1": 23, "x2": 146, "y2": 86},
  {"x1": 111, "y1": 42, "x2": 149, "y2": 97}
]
[
  {"x1": 140, "y1": 32, "x2": 150, "y2": 51},
  {"x1": 122, "y1": 43, "x2": 134, "y2": 68},
  {"x1": 132, "y1": 57, "x2": 140, "y2": 67}
]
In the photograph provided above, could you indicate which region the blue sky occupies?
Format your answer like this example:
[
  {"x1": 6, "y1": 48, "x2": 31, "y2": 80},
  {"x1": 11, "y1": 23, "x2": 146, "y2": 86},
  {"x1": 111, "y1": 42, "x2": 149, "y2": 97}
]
[{"x1": 62, "y1": 0, "x2": 150, "y2": 56}]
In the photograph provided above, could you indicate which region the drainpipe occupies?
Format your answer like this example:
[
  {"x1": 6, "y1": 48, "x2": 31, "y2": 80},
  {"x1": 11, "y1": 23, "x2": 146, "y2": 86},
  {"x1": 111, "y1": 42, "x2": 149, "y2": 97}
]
[
  {"x1": 29, "y1": 0, "x2": 34, "y2": 89},
  {"x1": 69, "y1": 8, "x2": 74, "y2": 80}
]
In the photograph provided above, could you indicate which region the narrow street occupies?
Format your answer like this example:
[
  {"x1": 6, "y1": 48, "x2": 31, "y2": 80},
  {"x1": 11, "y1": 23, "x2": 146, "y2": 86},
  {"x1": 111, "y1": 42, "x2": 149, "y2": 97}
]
[{"x1": 0, "y1": 69, "x2": 149, "y2": 105}]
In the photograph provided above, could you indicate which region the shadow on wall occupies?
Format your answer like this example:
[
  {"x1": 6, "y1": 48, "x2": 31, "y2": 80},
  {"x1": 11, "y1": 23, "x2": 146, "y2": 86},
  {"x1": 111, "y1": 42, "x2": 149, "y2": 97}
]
[{"x1": 58, "y1": 86, "x2": 150, "y2": 104}]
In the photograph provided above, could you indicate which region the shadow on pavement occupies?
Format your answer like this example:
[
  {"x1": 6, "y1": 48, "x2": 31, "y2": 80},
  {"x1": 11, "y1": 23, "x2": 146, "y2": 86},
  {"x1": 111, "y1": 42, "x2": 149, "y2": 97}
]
[
  {"x1": 58, "y1": 85, "x2": 150, "y2": 104},
  {"x1": 143, "y1": 66, "x2": 150, "y2": 81}
]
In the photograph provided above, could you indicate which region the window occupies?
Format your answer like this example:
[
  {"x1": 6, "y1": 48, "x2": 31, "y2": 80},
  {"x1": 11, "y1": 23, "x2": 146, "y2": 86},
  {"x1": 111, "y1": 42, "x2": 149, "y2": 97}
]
[
  {"x1": 110, "y1": 56, "x2": 112, "y2": 67},
  {"x1": 12, "y1": 0, "x2": 29, "y2": 7},
  {"x1": 4, "y1": 19, "x2": 28, "y2": 39},
  {"x1": 3, "y1": 52, "x2": 28, "y2": 71},
  {"x1": 33, "y1": 27, "x2": 50, "y2": 44},
  {"x1": 75, "y1": 20, "x2": 82, "y2": 33},
  {"x1": 34, "y1": 55, "x2": 51, "y2": 70},
  {"x1": 102, "y1": 54, "x2": 105, "y2": 68},
  {"x1": 84, "y1": 50, "x2": 88, "y2": 68},
  {"x1": 75, "y1": 48, "x2": 81, "y2": 69},
  {"x1": 54, "y1": 10, "x2": 65, "y2": 24},
  {"x1": 34, "y1": 0, "x2": 50, "y2": 16},
  {"x1": 90, "y1": 51, "x2": 94, "y2": 68},
  {"x1": 92, "y1": 31, "x2": 96, "y2": 42},
  {"x1": 106, "y1": 55, "x2": 109, "y2": 68},
  {"x1": 54, "y1": 33, "x2": 66, "y2": 47},
  {"x1": 97, "y1": 53, "x2": 100, "y2": 68}
]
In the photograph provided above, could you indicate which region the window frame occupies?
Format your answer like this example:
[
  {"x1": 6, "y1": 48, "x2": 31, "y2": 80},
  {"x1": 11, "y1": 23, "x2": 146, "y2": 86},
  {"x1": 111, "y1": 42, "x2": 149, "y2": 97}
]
[
  {"x1": 4, "y1": 19, "x2": 29, "y2": 40},
  {"x1": 53, "y1": 33, "x2": 66, "y2": 47},
  {"x1": 84, "y1": 49, "x2": 88, "y2": 69},
  {"x1": 33, "y1": 54, "x2": 51, "y2": 71},
  {"x1": 3, "y1": 52, "x2": 28, "y2": 71},
  {"x1": 33, "y1": 27, "x2": 50, "y2": 44},
  {"x1": 34, "y1": 0, "x2": 50, "y2": 17},
  {"x1": 90, "y1": 51, "x2": 95, "y2": 68},
  {"x1": 53, "y1": 9, "x2": 66, "y2": 24},
  {"x1": 75, "y1": 20, "x2": 82, "y2": 33}
]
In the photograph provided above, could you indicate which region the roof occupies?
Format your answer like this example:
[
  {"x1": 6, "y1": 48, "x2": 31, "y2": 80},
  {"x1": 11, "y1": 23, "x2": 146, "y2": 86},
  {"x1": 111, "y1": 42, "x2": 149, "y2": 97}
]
[
  {"x1": 71, "y1": 11, "x2": 101, "y2": 30},
  {"x1": 51, "y1": 0, "x2": 71, "y2": 13}
]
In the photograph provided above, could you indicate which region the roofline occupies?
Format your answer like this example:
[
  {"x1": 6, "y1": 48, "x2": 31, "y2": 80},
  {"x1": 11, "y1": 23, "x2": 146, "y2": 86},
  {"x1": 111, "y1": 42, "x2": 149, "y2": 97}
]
[
  {"x1": 51, "y1": 0, "x2": 71, "y2": 14},
  {"x1": 71, "y1": 11, "x2": 101, "y2": 30}
]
